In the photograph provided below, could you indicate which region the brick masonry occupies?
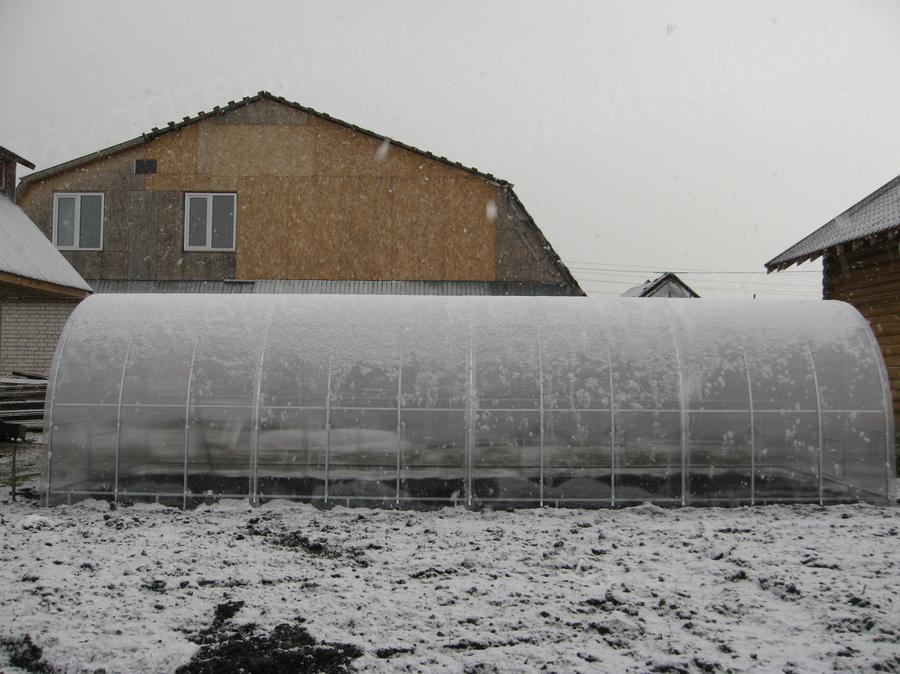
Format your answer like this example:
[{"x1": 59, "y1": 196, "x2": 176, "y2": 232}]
[{"x1": 0, "y1": 300, "x2": 78, "y2": 376}]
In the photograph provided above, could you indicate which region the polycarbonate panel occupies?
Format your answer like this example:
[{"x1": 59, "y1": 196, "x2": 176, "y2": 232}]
[
  {"x1": 44, "y1": 295, "x2": 894, "y2": 508},
  {"x1": 615, "y1": 410, "x2": 682, "y2": 501},
  {"x1": 822, "y1": 411, "x2": 887, "y2": 500},
  {"x1": 669, "y1": 302, "x2": 753, "y2": 502},
  {"x1": 257, "y1": 407, "x2": 327, "y2": 498},
  {"x1": 543, "y1": 410, "x2": 611, "y2": 502},
  {"x1": 540, "y1": 302, "x2": 612, "y2": 410},
  {"x1": 187, "y1": 405, "x2": 252, "y2": 496},
  {"x1": 400, "y1": 302, "x2": 470, "y2": 409},
  {"x1": 118, "y1": 405, "x2": 185, "y2": 495},
  {"x1": 687, "y1": 412, "x2": 752, "y2": 501},
  {"x1": 473, "y1": 302, "x2": 540, "y2": 409},
  {"x1": 47, "y1": 404, "x2": 117, "y2": 500},
  {"x1": 754, "y1": 411, "x2": 820, "y2": 501},
  {"x1": 400, "y1": 410, "x2": 466, "y2": 500},
  {"x1": 328, "y1": 408, "x2": 397, "y2": 500},
  {"x1": 190, "y1": 306, "x2": 261, "y2": 406},
  {"x1": 260, "y1": 297, "x2": 332, "y2": 408}
]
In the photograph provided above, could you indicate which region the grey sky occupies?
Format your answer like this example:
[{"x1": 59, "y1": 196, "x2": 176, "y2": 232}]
[{"x1": 3, "y1": 0, "x2": 899, "y2": 297}]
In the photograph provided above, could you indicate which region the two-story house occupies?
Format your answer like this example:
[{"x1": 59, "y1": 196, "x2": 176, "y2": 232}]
[{"x1": 16, "y1": 92, "x2": 582, "y2": 312}]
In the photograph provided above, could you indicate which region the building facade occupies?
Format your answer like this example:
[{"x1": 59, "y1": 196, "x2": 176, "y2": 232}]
[
  {"x1": 0, "y1": 146, "x2": 91, "y2": 376},
  {"x1": 16, "y1": 92, "x2": 582, "y2": 297}
]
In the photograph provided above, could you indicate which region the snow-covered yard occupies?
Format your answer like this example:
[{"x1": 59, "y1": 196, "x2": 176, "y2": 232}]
[{"x1": 0, "y1": 449, "x2": 898, "y2": 673}]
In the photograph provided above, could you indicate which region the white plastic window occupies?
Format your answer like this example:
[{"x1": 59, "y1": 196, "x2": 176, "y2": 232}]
[
  {"x1": 183, "y1": 193, "x2": 236, "y2": 251},
  {"x1": 53, "y1": 193, "x2": 104, "y2": 250}
]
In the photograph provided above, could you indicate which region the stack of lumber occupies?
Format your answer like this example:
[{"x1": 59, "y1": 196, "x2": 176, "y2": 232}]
[{"x1": 0, "y1": 371, "x2": 47, "y2": 441}]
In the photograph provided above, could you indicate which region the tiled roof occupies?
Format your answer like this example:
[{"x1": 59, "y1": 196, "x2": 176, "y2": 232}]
[
  {"x1": 87, "y1": 279, "x2": 581, "y2": 296},
  {"x1": 0, "y1": 194, "x2": 91, "y2": 293},
  {"x1": 766, "y1": 174, "x2": 900, "y2": 271}
]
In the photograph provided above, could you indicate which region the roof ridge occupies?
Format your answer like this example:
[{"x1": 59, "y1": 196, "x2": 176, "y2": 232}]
[{"x1": 19, "y1": 91, "x2": 509, "y2": 190}]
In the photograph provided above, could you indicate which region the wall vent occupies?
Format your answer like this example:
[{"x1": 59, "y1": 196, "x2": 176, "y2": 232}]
[{"x1": 134, "y1": 159, "x2": 157, "y2": 174}]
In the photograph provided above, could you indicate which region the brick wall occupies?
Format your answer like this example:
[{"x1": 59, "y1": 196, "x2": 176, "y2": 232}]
[{"x1": 0, "y1": 300, "x2": 78, "y2": 376}]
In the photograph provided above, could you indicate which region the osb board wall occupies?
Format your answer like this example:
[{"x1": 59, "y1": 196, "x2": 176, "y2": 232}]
[
  {"x1": 18, "y1": 99, "x2": 562, "y2": 283},
  {"x1": 17, "y1": 126, "x2": 233, "y2": 281},
  {"x1": 824, "y1": 243, "x2": 900, "y2": 426}
]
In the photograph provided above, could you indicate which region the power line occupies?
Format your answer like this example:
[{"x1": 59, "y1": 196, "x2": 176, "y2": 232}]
[
  {"x1": 574, "y1": 273, "x2": 821, "y2": 290},
  {"x1": 574, "y1": 269, "x2": 820, "y2": 283},
  {"x1": 578, "y1": 280, "x2": 821, "y2": 297},
  {"x1": 565, "y1": 260, "x2": 821, "y2": 274}
]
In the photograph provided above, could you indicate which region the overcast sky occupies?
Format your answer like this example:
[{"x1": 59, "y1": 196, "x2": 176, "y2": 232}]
[{"x1": 3, "y1": 0, "x2": 899, "y2": 298}]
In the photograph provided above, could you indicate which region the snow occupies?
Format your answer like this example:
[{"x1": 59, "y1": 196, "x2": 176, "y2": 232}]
[
  {"x1": 0, "y1": 194, "x2": 91, "y2": 292},
  {"x1": 1, "y1": 476, "x2": 898, "y2": 672}
]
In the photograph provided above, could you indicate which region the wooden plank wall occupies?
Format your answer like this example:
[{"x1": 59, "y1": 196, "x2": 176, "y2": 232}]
[{"x1": 823, "y1": 241, "x2": 900, "y2": 435}]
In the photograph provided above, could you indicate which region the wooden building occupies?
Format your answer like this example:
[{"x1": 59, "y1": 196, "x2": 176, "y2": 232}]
[
  {"x1": 15, "y1": 92, "x2": 582, "y2": 298},
  {"x1": 766, "y1": 175, "x2": 900, "y2": 436},
  {"x1": 0, "y1": 146, "x2": 91, "y2": 377}
]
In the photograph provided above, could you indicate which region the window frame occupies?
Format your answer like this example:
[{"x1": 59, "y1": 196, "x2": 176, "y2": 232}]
[
  {"x1": 183, "y1": 192, "x2": 237, "y2": 252},
  {"x1": 52, "y1": 192, "x2": 105, "y2": 251}
]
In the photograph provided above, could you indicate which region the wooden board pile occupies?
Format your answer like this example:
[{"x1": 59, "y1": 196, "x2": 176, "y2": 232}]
[{"x1": 0, "y1": 371, "x2": 47, "y2": 442}]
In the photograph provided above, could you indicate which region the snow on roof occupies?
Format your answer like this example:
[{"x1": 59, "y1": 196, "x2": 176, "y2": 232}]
[
  {"x1": 621, "y1": 272, "x2": 699, "y2": 298},
  {"x1": 0, "y1": 194, "x2": 91, "y2": 293},
  {"x1": 766, "y1": 174, "x2": 900, "y2": 271}
]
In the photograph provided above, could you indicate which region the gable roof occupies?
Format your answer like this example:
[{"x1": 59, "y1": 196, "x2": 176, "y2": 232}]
[
  {"x1": 16, "y1": 91, "x2": 581, "y2": 294},
  {"x1": 621, "y1": 272, "x2": 700, "y2": 298},
  {"x1": 765, "y1": 174, "x2": 900, "y2": 272},
  {"x1": 0, "y1": 194, "x2": 91, "y2": 296},
  {"x1": 19, "y1": 91, "x2": 507, "y2": 190}
]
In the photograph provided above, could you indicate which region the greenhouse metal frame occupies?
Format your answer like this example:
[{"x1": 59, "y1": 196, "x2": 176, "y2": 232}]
[{"x1": 43, "y1": 295, "x2": 895, "y2": 508}]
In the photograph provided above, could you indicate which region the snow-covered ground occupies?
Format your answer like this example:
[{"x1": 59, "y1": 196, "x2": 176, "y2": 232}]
[{"x1": 0, "y1": 453, "x2": 898, "y2": 673}]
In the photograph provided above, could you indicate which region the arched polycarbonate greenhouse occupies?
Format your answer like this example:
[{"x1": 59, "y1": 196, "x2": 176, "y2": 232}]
[{"x1": 43, "y1": 294, "x2": 894, "y2": 508}]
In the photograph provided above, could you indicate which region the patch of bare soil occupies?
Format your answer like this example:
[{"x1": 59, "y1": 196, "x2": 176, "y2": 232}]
[
  {"x1": 175, "y1": 601, "x2": 363, "y2": 674},
  {"x1": 0, "y1": 634, "x2": 53, "y2": 673}
]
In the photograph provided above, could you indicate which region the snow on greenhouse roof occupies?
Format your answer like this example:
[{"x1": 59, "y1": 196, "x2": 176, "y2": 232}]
[
  {"x1": 0, "y1": 194, "x2": 91, "y2": 295},
  {"x1": 16, "y1": 91, "x2": 581, "y2": 294},
  {"x1": 44, "y1": 294, "x2": 895, "y2": 509},
  {"x1": 766, "y1": 174, "x2": 900, "y2": 271}
]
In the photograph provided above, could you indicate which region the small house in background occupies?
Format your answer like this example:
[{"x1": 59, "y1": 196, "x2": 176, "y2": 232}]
[
  {"x1": 15, "y1": 91, "x2": 582, "y2": 302},
  {"x1": 0, "y1": 146, "x2": 91, "y2": 377},
  {"x1": 765, "y1": 174, "x2": 900, "y2": 437},
  {"x1": 621, "y1": 272, "x2": 699, "y2": 298}
]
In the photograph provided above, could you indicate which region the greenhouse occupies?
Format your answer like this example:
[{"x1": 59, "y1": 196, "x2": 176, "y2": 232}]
[{"x1": 43, "y1": 294, "x2": 894, "y2": 508}]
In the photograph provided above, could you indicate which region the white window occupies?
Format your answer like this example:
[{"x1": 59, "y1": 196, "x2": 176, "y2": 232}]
[
  {"x1": 184, "y1": 193, "x2": 236, "y2": 251},
  {"x1": 53, "y1": 193, "x2": 104, "y2": 250}
]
